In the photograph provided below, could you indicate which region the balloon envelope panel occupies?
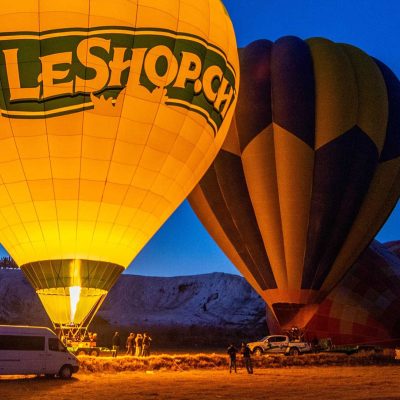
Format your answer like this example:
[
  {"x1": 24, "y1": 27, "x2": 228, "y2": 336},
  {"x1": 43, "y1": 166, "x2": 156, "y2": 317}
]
[
  {"x1": 0, "y1": 0, "x2": 239, "y2": 326},
  {"x1": 189, "y1": 36, "x2": 400, "y2": 328},
  {"x1": 305, "y1": 242, "x2": 400, "y2": 345}
]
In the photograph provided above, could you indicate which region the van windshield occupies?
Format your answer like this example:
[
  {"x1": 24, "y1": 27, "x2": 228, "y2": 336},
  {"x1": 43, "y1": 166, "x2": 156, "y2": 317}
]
[{"x1": 48, "y1": 337, "x2": 67, "y2": 352}]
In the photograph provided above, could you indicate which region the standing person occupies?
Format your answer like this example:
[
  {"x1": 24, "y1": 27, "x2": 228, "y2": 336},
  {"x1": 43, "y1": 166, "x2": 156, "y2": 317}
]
[
  {"x1": 111, "y1": 331, "x2": 121, "y2": 358},
  {"x1": 135, "y1": 333, "x2": 143, "y2": 357},
  {"x1": 240, "y1": 342, "x2": 253, "y2": 374},
  {"x1": 126, "y1": 332, "x2": 135, "y2": 355},
  {"x1": 142, "y1": 333, "x2": 152, "y2": 357},
  {"x1": 227, "y1": 344, "x2": 237, "y2": 373}
]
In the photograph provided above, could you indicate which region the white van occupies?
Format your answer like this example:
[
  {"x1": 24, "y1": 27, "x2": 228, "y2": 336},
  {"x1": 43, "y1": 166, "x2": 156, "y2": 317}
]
[{"x1": 0, "y1": 325, "x2": 79, "y2": 379}]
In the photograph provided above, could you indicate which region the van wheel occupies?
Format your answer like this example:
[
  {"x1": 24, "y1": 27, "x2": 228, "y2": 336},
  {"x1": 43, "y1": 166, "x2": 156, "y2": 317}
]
[
  {"x1": 59, "y1": 365, "x2": 72, "y2": 379},
  {"x1": 90, "y1": 349, "x2": 99, "y2": 357}
]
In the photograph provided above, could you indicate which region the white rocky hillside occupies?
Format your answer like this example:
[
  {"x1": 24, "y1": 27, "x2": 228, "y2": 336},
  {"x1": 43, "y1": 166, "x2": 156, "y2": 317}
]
[{"x1": 0, "y1": 270, "x2": 266, "y2": 329}]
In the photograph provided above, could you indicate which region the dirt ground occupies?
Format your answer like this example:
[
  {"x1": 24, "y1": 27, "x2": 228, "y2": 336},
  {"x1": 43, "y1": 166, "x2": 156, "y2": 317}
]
[{"x1": 1, "y1": 366, "x2": 400, "y2": 400}]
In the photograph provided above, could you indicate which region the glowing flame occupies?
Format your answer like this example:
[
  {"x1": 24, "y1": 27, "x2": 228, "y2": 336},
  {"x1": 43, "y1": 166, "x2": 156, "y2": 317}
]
[{"x1": 69, "y1": 286, "x2": 82, "y2": 323}]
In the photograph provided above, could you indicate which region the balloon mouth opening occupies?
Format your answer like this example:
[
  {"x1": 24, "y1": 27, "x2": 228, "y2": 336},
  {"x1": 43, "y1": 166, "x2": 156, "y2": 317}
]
[
  {"x1": 36, "y1": 287, "x2": 107, "y2": 325},
  {"x1": 272, "y1": 303, "x2": 319, "y2": 330}
]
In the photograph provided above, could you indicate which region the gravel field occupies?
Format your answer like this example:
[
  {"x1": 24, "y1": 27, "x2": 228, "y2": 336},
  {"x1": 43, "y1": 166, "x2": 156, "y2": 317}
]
[{"x1": 1, "y1": 366, "x2": 400, "y2": 400}]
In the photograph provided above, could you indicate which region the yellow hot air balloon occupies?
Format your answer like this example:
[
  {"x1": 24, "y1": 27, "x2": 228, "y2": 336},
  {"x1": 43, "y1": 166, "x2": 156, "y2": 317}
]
[{"x1": 0, "y1": 0, "x2": 238, "y2": 334}]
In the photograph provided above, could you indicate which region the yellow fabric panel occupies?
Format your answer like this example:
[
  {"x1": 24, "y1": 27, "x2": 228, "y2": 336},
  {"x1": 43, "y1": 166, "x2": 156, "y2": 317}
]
[
  {"x1": 1, "y1": 161, "x2": 25, "y2": 184},
  {"x1": 82, "y1": 136, "x2": 115, "y2": 161},
  {"x1": 322, "y1": 157, "x2": 400, "y2": 293},
  {"x1": 0, "y1": 184, "x2": 13, "y2": 208},
  {"x1": 2, "y1": 205, "x2": 24, "y2": 226},
  {"x1": 46, "y1": 115, "x2": 84, "y2": 137},
  {"x1": 80, "y1": 158, "x2": 110, "y2": 181},
  {"x1": 28, "y1": 180, "x2": 54, "y2": 202},
  {"x1": 340, "y1": 44, "x2": 388, "y2": 153},
  {"x1": 34, "y1": 201, "x2": 58, "y2": 221},
  {"x1": 241, "y1": 125, "x2": 287, "y2": 289},
  {"x1": 0, "y1": 2, "x2": 39, "y2": 32},
  {"x1": 273, "y1": 123, "x2": 314, "y2": 289},
  {"x1": 139, "y1": 0, "x2": 181, "y2": 32},
  {"x1": 6, "y1": 182, "x2": 32, "y2": 204},
  {"x1": 14, "y1": 135, "x2": 48, "y2": 159},
  {"x1": 189, "y1": 184, "x2": 266, "y2": 299},
  {"x1": 22, "y1": 158, "x2": 52, "y2": 180},
  {"x1": 0, "y1": 138, "x2": 19, "y2": 162},
  {"x1": 53, "y1": 181, "x2": 79, "y2": 201},
  {"x1": 14, "y1": 202, "x2": 37, "y2": 222},
  {"x1": 90, "y1": 0, "x2": 139, "y2": 29},
  {"x1": 40, "y1": 0, "x2": 92, "y2": 30},
  {"x1": 112, "y1": 141, "x2": 145, "y2": 166},
  {"x1": 10, "y1": 120, "x2": 46, "y2": 138},
  {"x1": 48, "y1": 136, "x2": 81, "y2": 158},
  {"x1": 178, "y1": 0, "x2": 211, "y2": 39},
  {"x1": 51, "y1": 158, "x2": 81, "y2": 180},
  {"x1": 306, "y1": 38, "x2": 358, "y2": 150}
]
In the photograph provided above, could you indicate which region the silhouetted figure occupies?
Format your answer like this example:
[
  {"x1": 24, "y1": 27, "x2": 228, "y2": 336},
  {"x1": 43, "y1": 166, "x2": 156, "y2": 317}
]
[
  {"x1": 112, "y1": 332, "x2": 121, "y2": 358},
  {"x1": 142, "y1": 333, "x2": 152, "y2": 357},
  {"x1": 227, "y1": 344, "x2": 237, "y2": 373},
  {"x1": 135, "y1": 333, "x2": 143, "y2": 357},
  {"x1": 126, "y1": 332, "x2": 135, "y2": 355},
  {"x1": 311, "y1": 336, "x2": 319, "y2": 352},
  {"x1": 240, "y1": 342, "x2": 253, "y2": 374}
]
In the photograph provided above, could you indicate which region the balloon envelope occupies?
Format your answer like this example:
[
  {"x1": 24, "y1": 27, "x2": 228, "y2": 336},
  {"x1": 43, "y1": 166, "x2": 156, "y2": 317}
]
[
  {"x1": 189, "y1": 36, "x2": 400, "y2": 329},
  {"x1": 0, "y1": 0, "x2": 239, "y2": 326},
  {"x1": 305, "y1": 241, "x2": 400, "y2": 345}
]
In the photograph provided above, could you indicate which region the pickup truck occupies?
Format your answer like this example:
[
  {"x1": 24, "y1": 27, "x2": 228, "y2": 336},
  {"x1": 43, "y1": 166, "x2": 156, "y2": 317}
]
[
  {"x1": 247, "y1": 335, "x2": 311, "y2": 356},
  {"x1": 67, "y1": 340, "x2": 111, "y2": 357}
]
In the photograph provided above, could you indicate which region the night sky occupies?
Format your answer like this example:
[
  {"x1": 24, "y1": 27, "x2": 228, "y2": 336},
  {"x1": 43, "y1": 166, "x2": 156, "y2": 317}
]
[{"x1": 1, "y1": 0, "x2": 399, "y2": 277}]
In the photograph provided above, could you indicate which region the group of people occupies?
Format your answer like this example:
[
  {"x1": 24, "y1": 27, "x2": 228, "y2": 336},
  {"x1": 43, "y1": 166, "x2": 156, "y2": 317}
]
[
  {"x1": 111, "y1": 331, "x2": 152, "y2": 357},
  {"x1": 227, "y1": 342, "x2": 253, "y2": 374}
]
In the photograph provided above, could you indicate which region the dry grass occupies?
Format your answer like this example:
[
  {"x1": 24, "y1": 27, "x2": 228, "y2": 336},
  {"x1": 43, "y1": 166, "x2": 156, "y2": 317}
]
[{"x1": 77, "y1": 350, "x2": 398, "y2": 373}]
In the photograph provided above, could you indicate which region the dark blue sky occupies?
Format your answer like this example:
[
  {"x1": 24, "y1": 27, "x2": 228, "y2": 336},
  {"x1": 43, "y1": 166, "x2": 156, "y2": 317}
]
[
  {"x1": 1, "y1": 0, "x2": 399, "y2": 277},
  {"x1": 129, "y1": 0, "x2": 400, "y2": 277}
]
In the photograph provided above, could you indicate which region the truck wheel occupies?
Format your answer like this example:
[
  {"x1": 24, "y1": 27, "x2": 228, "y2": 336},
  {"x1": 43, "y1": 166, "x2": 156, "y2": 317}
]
[
  {"x1": 289, "y1": 347, "x2": 300, "y2": 356},
  {"x1": 77, "y1": 350, "x2": 86, "y2": 356},
  {"x1": 59, "y1": 365, "x2": 72, "y2": 379},
  {"x1": 253, "y1": 347, "x2": 263, "y2": 356},
  {"x1": 90, "y1": 349, "x2": 99, "y2": 357}
]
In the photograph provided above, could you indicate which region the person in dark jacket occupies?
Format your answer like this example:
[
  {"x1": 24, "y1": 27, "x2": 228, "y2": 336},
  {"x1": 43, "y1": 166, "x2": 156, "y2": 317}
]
[
  {"x1": 112, "y1": 331, "x2": 121, "y2": 358},
  {"x1": 240, "y1": 342, "x2": 253, "y2": 374},
  {"x1": 126, "y1": 332, "x2": 135, "y2": 355},
  {"x1": 227, "y1": 344, "x2": 238, "y2": 373},
  {"x1": 142, "y1": 333, "x2": 152, "y2": 357}
]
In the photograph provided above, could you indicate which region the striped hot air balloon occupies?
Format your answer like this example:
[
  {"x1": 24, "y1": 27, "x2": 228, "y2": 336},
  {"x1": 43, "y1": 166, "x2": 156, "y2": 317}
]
[{"x1": 189, "y1": 36, "x2": 400, "y2": 330}]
